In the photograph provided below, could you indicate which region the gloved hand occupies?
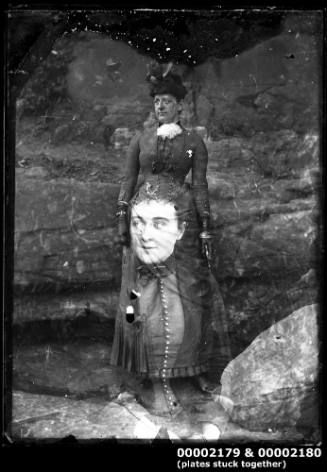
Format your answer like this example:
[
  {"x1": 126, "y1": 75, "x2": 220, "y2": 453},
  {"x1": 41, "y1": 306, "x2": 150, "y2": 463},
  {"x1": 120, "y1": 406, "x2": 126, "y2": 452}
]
[
  {"x1": 114, "y1": 207, "x2": 130, "y2": 247},
  {"x1": 117, "y1": 215, "x2": 130, "y2": 246},
  {"x1": 201, "y1": 236, "x2": 213, "y2": 267},
  {"x1": 199, "y1": 216, "x2": 213, "y2": 268}
]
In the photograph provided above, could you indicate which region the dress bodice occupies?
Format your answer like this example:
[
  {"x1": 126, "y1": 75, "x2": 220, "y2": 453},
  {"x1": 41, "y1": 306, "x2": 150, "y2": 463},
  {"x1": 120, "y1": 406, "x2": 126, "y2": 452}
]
[
  {"x1": 118, "y1": 125, "x2": 211, "y2": 219},
  {"x1": 137, "y1": 127, "x2": 194, "y2": 183}
]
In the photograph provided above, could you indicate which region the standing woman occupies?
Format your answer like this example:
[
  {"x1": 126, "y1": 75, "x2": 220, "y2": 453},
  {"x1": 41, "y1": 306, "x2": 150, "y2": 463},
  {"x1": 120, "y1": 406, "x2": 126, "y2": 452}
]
[{"x1": 111, "y1": 63, "x2": 231, "y2": 417}]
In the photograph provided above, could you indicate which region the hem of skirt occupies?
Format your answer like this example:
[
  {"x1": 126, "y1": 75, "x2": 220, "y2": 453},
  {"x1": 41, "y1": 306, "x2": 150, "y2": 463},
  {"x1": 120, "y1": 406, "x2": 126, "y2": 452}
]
[
  {"x1": 110, "y1": 362, "x2": 209, "y2": 378},
  {"x1": 142, "y1": 364, "x2": 209, "y2": 378}
]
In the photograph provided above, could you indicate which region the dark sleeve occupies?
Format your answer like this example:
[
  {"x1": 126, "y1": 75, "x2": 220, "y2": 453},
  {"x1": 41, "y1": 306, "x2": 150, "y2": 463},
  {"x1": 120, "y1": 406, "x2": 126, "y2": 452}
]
[
  {"x1": 117, "y1": 132, "x2": 141, "y2": 204},
  {"x1": 191, "y1": 133, "x2": 211, "y2": 221}
]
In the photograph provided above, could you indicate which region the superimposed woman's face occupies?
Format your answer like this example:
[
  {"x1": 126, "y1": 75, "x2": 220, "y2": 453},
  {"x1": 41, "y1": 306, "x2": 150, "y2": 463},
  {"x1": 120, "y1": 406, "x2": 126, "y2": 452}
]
[
  {"x1": 154, "y1": 94, "x2": 181, "y2": 124},
  {"x1": 130, "y1": 200, "x2": 185, "y2": 265}
]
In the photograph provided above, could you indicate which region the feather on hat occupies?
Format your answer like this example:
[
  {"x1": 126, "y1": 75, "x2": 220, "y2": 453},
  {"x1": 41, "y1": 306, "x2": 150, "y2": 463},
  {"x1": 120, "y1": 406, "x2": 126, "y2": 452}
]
[{"x1": 146, "y1": 61, "x2": 187, "y2": 100}]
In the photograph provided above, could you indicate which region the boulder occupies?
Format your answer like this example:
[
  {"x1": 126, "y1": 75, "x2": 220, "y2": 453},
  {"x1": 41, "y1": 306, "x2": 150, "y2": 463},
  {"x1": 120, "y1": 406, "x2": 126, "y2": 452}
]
[
  {"x1": 220, "y1": 304, "x2": 320, "y2": 435},
  {"x1": 14, "y1": 175, "x2": 121, "y2": 290}
]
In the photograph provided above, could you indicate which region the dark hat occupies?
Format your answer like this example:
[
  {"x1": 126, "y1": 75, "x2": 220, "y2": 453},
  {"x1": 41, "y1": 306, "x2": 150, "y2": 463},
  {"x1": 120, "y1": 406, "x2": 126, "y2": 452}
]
[{"x1": 146, "y1": 61, "x2": 187, "y2": 100}]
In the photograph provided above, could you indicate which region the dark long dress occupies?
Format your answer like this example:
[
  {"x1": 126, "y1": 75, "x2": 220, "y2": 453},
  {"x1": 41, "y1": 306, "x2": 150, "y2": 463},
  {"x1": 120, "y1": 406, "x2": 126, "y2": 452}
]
[{"x1": 110, "y1": 124, "x2": 231, "y2": 381}]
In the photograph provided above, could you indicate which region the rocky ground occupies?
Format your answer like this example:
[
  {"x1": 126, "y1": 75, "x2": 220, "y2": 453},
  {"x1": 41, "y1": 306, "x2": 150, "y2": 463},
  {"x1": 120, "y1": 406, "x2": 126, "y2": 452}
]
[
  {"x1": 9, "y1": 305, "x2": 318, "y2": 442},
  {"x1": 10, "y1": 334, "x2": 299, "y2": 442}
]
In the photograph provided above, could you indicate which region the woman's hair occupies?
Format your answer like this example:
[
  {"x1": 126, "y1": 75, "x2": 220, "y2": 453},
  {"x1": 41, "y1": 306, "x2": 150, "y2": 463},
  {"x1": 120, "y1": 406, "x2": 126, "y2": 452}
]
[
  {"x1": 130, "y1": 178, "x2": 190, "y2": 225},
  {"x1": 146, "y1": 61, "x2": 187, "y2": 101}
]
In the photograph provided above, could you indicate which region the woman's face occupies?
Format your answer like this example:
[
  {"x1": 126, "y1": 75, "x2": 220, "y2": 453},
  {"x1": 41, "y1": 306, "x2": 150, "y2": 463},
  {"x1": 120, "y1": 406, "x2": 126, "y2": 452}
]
[
  {"x1": 130, "y1": 199, "x2": 185, "y2": 265},
  {"x1": 154, "y1": 94, "x2": 181, "y2": 124}
]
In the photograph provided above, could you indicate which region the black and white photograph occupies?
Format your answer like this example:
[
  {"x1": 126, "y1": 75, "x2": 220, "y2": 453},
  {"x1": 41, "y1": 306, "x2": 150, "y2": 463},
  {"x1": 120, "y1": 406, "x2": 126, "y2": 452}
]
[{"x1": 3, "y1": 5, "x2": 324, "y2": 463}]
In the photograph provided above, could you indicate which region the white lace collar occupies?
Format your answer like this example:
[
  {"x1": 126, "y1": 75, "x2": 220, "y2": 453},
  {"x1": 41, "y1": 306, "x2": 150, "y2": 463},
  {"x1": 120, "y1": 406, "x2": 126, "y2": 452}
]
[{"x1": 157, "y1": 123, "x2": 183, "y2": 139}]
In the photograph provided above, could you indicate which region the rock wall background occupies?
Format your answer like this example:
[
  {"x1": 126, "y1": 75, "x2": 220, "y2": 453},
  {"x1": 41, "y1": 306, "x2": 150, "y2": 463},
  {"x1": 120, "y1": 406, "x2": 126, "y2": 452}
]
[{"x1": 14, "y1": 11, "x2": 322, "y2": 356}]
